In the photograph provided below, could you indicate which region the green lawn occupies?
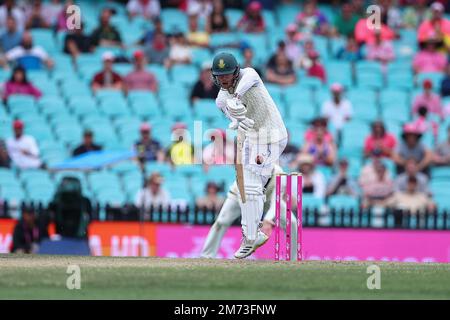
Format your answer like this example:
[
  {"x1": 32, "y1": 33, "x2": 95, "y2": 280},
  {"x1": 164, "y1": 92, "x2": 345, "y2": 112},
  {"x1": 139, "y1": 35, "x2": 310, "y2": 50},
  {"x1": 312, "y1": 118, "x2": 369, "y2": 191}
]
[{"x1": 0, "y1": 255, "x2": 449, "y2": 299}]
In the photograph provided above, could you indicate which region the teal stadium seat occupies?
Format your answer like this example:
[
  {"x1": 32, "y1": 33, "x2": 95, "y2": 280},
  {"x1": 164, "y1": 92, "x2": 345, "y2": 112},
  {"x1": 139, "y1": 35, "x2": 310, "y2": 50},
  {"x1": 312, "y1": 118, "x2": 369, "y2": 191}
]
[
  {"x1": 193, "y1": 99, "x2": 222, "y2": 122},
  {"x1": 328, "y1": 195, "x2": 359, "y2": 211}
]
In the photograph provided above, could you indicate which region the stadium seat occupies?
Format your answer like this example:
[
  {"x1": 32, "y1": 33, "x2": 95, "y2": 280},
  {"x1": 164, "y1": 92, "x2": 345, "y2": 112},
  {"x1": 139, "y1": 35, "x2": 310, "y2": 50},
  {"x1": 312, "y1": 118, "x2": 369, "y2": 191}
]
[
  {"x1": 170, "y1": 64, "x2": 199, "y2": 87},
  {"x1": 193, "y1": 99, "x2": 222, "y2": 122},
  {"x1": 302, "y1": 195, "x2": 325, "y2": 211},
  {"x1": 161, "y1": 8, "x2": 188, "y2": 33},
  {"x1": 328, "y1": 195, "x2": 359, "y2": 211}
]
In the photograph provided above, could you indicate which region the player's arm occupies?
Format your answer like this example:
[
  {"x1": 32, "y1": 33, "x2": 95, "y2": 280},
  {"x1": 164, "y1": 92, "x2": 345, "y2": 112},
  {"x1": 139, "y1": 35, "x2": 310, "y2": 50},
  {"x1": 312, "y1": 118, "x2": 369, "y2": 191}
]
[{"x1": 233, "y1": 68, "x2": 260, "y2": 100}]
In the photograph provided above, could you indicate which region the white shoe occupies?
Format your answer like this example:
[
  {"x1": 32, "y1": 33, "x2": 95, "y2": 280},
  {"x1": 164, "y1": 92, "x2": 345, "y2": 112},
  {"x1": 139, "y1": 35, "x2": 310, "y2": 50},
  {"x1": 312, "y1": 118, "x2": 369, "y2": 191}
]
[
  {"x1": 254, "y1": 230, "x2": 269, "y2": 250},
  {"x1": 234, "y1": 231, "x2": 268, "y2": 259},
  {"x1": 234, "y1": 236, "x2": 256, "y2": 259}
]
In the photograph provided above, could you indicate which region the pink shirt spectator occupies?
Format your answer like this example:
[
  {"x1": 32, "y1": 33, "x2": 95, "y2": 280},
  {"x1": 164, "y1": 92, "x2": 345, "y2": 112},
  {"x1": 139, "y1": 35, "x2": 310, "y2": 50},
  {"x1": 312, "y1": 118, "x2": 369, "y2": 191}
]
[
  {"x1": 413, "y1": 50, "x2": 447, "y2": 73},
  {"x1": 364, "y1": 133, "x2": 397, "y2": 158},
  {"x1": 366, "y1": 41, "x2": 395, "y2": 62},
  {"x1": 3, "y1": 82, "x2": 42, "y2": 100},
  {"x1": 304, "y1": 129, "x2": 333, "y2": 143},
  {"x1": 124, "y1": 70, "x2": 158, "y2": 92},
  {"x1": 355, "y1": 19, "x2": 396, "y2": 45},
  {"x1": 308, "y1": 63, "x2": 326, "y2": 83},
  {"x1": 412, "y1": 93, "x2": 444, "y2": 118},
  {"x1": 410, "y1": 116, "x2": 439, "y2": 136},
  {"x1": 417, "y1": 19, "x2": 450, "y2": 43}
]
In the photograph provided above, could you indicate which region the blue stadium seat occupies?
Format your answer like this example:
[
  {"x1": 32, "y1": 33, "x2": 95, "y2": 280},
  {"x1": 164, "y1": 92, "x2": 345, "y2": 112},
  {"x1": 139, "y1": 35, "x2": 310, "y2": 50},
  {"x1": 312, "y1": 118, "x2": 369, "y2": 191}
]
[
  {"x1": 288, "y1": 100, "x2": 317, "y2": 123},
  {"x1": 170, "y1": 64, "x2": 199, "y2": 87},
  {"x1": 328, "y1": 195, "x2": 359, "y2": 211},
  {"x1": 209, "y1": 33, "x2": 239, "y2": 48},
  {"x1": 302, "y1": 195, "x2": 325, "y2": 211},
  {"x1": 162, "y1": 98, "x2": 193, "y2": 121},
  {"x1": 161, "y1": 8, "x2": 188, "y2": 33},
  {"x1": 193, "y1": 99, "x2": 222, "y2": 122}
]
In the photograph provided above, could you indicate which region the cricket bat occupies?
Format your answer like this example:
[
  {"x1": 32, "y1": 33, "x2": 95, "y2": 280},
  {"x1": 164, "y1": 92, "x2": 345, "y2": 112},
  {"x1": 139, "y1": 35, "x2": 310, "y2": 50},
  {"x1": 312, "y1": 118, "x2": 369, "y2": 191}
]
[{"x1": 236, "y1": 131, "x2": 246, "y2": 203}]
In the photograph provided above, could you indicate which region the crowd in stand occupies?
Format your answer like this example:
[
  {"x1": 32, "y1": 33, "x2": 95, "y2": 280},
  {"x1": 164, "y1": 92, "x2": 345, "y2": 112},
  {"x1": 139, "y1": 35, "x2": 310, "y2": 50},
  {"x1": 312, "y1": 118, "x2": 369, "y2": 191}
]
[{"x1": 1, "y1": 0, "x2": 450, "y2": 216}]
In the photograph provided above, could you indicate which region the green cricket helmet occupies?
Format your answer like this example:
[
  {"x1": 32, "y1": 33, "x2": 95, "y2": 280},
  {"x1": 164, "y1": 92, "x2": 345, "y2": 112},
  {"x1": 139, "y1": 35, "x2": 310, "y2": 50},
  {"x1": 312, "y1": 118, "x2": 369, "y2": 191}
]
[{"x1": 211, "y1": 52, "x2": 240, "y2": 88}]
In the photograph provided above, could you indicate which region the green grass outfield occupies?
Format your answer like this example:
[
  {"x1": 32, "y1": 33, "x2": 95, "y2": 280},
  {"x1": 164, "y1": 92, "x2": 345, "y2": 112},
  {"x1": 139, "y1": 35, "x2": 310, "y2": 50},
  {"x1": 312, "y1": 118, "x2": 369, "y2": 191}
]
[{"x1": 0, "y1": 255, "x2": 449, "y2": 299}]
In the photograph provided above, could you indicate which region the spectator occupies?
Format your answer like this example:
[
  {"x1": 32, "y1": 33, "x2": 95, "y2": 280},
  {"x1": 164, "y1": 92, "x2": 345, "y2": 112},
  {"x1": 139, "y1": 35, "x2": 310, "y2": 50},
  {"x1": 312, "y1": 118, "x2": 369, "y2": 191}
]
[
  {"x1": 167, "y1": 32, "x2": 192, "y2": 67},
  {"x1": 134, "y1": 172, "x2": 171, "y2": 210},
  {"x1": 366, "y1": 29, "x2": 395, "y2": 64},
  {"x1": 187, "y1": 14, "x2": 209, "y2": 47},
  {"x1": 402, "y1": 0, "x2": 431, "y2": 29},
  {"x1": 141, "y1": 18, "x2": 170, "y2": 65},
  {"x1": 135, "y1": 123, "x2": 164, "y2": 162},
  {"x1": 412, "y1": 79, "x2": 444, "y2": 120},
  {"x1": 0, "y1": 16, "x2": 22, "y2": 53},
  {"x1": 202, "y1": 129, "x2": 234, "y2": 166},
  {"x1": 354, "y1": 17, "x2": 396, "y2": 45},
  {"x1": 3, "y1": 31, "x2": 54, "y2": 70},
  {"x1": 0, "y1": 138, "x2": 10, "y2": 168},
  {"x1": 326, "y1": 158, "x2": 359, "y2": 197},
  {"x1": 410, "y1": 106, "x2": 439, "y2": 136},
  {"x1": 394, "y1": 158, "x2": 429, "y2": 194},
  {"x1": 332, "y1": 3, "x2": 359, "y2": 38},
  {"x1": 0, "y1": 0, "x2": 25, "y2": 32},
  {"x1": 307, "y1": 50, "x2": 326, "y2": 83},
  {"x1": 25, "y1": 0, "x2": 50, "y2": 29},
  {"x1": 195, "y1": 182, "x2": 225, "y2": 212},
  {"x1": 2, "y1": 65, "x2": 42, "y2": 102},
  {"x1": 63, "y1": 23, "x2": 93, "y2": 58},
  {"x1": 296, "y1": 0, "x2": 329, "y2": 36},
  {"x1": 139, "y1": 17, "x2": 165, "y2": 47},
  {"x1": 11, "y1": 206, "x2": 48, "y2": 254},
  {"x1": 299, "y1": 38, "x2": 317, "y2": 69},
  {"x1": 380, "y1": 0, "x2": 402, "y2": 30},
  {"x1": 6, "y1": 120, "x2": 42, "y2": 169},
  {"x1": 284, "y1": 23, "x2": 302, "y2": 68},
  {"x1": 90, "y1": 8, "x2": 123, "y2": 48},
  {"x1": 440, "y1": 64, "x2": 450, "y2": 97},
  {"x1": 359, "y1": 159, "x2": 394, "y2": 209},
  {"x1": 301, "y1": 122, "x2": 336, "y2": 167},
  {"x1": 237, "y1": 1, "x2": 265, "y2": 33},
  {"x1": 417, "y1": 1, "x2": 450, "y2": 45},
  {"x1": 387, "y1": 176, "x2": 436, "y2": 214},
  {"x1": 72, "y1": 130, "x2": 102, "y2": 157},
  {"x1": 296, "y1": 153, "x2": 326, "y2": 200},
  {"x1": 335, "y1": 36, "x2": 363, "y2": 62},
  {"x1": 392, "y1": 124, "x2": 433, "y2": 175},
  {"x1": 413, "y1": 38, "x2": 447, "y2": 74},
  {"x1": 190, "y1": 61, "x2": 219, "y2": 102},
  {"x1": 54, "y1": 0, "x2": 73, "y2": 32},
  {"x1": 364, "y1": 121, "x2": 397, "y2": 159},
  {"x1": 304, "y1": 117, "x2": 334, "y2": 144},
  {"x1": 187, "y1": 0, "x2": 213, "y2": 22},
  {"x1": 433, "y1": 125, "x2": 450, "y2": 166},
  {"x1": 266, "y1": 50, "x2": 296, "y2": 86},
  {"x1": 42, "y1": 0, "x2": 63, "y2": 27},
  {"x1": 320, "y1": 83, "x2": 352, "y2": 136},
  {"x1": 127, "y1": 0, "x2": 161, "y2": 21},
  {"x1": 91, "y1": 51, "x2": 123, "y2": 93},
  {"x1": 241, "y1": 46, "x2": 262, "y2": 76},
  {"x1": 167, "y1": 122, "x2": 194, "y2": 165},
  {"x1": 124, "y1": 50, "x2": 158, "y2": 93},
  {"x1": 205, "y1": 0, "x2": 229, "y2": 33}
]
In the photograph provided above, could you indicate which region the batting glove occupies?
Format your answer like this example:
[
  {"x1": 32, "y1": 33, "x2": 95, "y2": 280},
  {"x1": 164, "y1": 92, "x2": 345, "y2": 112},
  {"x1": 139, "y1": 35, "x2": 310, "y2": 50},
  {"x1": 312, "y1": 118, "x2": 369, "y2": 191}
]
[
  {"x1": 226, "y1": 98, "x2": 247, "y2": 121},
  {"x1": 228, "y1": 119, "x2": 239, "y2": 130},
  {"x1": 237, "y1": 118, "x2": 255, "y2": 134}
]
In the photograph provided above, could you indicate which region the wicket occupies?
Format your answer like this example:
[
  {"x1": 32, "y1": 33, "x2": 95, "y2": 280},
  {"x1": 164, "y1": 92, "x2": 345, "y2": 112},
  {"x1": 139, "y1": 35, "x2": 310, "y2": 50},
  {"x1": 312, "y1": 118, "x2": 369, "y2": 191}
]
[{"x1": 275, "y1": 173, "x2": 303, "y2": 261}]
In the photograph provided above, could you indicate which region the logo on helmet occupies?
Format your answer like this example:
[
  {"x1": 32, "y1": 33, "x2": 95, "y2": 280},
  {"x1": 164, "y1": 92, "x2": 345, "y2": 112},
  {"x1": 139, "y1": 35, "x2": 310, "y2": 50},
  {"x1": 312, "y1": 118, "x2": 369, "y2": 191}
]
[{"x1": 218, "y1": 59, "x2": 226, "y2": 69}]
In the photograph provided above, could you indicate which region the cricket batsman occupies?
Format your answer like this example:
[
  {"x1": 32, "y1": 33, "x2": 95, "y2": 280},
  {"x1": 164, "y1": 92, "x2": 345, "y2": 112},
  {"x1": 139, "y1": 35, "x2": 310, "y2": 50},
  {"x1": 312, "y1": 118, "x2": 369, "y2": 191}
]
[
  {"x1": 210, "y1": 52, "x2": 288, "y2": 259},
  {"x1": 200, "y1": 164, "x2": 299, "y2": 260}
]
